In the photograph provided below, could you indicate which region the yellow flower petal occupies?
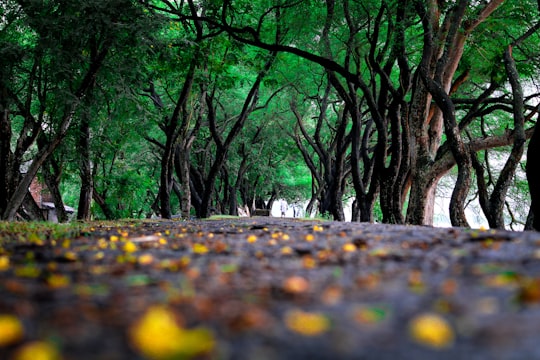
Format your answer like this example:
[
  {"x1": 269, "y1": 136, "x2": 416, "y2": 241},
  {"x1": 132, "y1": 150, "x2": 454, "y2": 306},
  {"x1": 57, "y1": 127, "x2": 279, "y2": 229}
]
[
  {"x1": 0, "y1": 255, "x2": 10, "y2": 271},
  {"x1": 281, "y1": 246, "x2": 293, "y2": 255},
  {"x1": 13, "y1": 341, "x2": 60, "y2": 360},
  {"x1": 192, "y1": 243, "x2": 209, "y2": 254},
  {"x1": 304, "y1": 234, "x2": 315, "y2": 242},
  {"x1": 129, "y1": 306, "x2": 214, "y2": 359},
  {"x1": 0, "y1": 314, "x2": 24, "y2": 346},
  {"x1": 283, "y1": 276, "x2": 310, "y2": 294},
  {"x1": 123, "y1": 241, "x2": 138, "y2": 253},
  {"x1": 409, "y1": 313, "x2": 454, "y2": 349},
  {"x1": 285, "y1": 309, "x2": 330, "y2": 336},
  {"x1": 342, "y1": 243, "x2": 357, "y2": 252},
  {"x1": 46, "y1": 274, "x2": 70, "y2": 289},
  {"x1": 138, "y1": 254, "x2": 154, "y2": 265}
]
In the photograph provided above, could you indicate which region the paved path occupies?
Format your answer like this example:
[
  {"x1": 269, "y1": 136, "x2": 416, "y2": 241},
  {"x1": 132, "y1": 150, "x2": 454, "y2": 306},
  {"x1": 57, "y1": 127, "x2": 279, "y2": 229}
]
[{"x1": 2, "y1": 218, "x2": 540, "y2": 359}]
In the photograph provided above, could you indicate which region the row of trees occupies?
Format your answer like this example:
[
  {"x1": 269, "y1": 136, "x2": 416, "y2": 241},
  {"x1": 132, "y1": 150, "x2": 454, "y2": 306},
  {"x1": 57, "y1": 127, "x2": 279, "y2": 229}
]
[{"x1": 1, "y1": 0, "x2": 539, "y2": 230}]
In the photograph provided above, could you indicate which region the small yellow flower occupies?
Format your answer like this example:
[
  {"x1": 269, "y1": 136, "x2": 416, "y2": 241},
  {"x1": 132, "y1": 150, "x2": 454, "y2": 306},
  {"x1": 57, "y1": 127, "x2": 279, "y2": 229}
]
[
  {"x1": 285, "y1": 309, "x2": 330, "y2": 336},
  {"x1": 0, "y1": 314, "x2": 24, "y2": 346},
  {"x1": 409, "y1": 313, "x2": 454, "y2": 349},
  {"x1": 247, "y1": 235, "x2": 258, "y2": 243},
  {"x1": 12, "y1": 341, "x2": 60, "y2": 360}
]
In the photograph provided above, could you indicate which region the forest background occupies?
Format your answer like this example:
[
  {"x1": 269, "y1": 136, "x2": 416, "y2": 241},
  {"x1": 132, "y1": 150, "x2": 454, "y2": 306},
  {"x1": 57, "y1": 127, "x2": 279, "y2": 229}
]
[{"x1": 1, "y1": 0, "x2": 540, "y2": 230}]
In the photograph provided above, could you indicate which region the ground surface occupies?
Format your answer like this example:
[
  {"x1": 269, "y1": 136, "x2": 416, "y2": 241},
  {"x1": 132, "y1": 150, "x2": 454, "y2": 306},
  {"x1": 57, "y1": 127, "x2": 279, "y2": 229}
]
[{"x1": 1, "y1": 217, "x2": 540, "y2": 360}]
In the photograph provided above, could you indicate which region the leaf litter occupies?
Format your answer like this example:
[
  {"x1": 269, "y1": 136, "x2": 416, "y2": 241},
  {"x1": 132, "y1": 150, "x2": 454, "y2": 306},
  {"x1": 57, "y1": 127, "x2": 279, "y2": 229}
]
[{"x1": 1, "y1": 218, "x2": 540, "y2": 359}]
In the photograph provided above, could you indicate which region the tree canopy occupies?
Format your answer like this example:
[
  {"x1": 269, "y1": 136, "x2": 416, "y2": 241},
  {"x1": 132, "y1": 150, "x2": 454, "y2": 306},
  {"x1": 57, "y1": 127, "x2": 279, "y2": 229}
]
[{"x1": 1, "y1": 0, "x2": 540, "y2": 230}]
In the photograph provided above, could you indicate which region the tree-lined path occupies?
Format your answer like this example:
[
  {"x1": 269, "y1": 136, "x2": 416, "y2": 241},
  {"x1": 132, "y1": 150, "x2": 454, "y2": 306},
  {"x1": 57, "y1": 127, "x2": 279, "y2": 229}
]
[{"x1": 1, "y1": 218, "x2": 540, "y2": 359}]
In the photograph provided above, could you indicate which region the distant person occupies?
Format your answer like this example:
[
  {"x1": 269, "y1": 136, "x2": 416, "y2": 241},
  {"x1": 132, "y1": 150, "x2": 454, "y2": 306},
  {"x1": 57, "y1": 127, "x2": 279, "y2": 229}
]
[{"x1": 280, "y1": 199, "x2": 287, "y2": 218}]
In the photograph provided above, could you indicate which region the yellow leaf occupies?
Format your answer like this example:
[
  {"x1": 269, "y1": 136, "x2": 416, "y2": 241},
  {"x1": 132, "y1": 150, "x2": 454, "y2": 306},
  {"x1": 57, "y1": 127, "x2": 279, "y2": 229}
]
[
  {"x1": 285, "y1": 309, "x2": 330, "y2": 336},
  {"x1": 409, "y1": 313, "x2": 454, "y2": 349},
  {"x1": 13, "y1": 341, "x2": 60, "y2": 360},
  {"x1": 313, "y1": 225, "x2": 324, "y2": 232},
  {"x1": 0, "y1": 314, "x2": 24, "y2": 346},
  {"x1": 247, "y1": 235, "x2": 258, "y2": 243},
  {"x1": 304, "y1": 234, "x2": 315, "y2": 242}
]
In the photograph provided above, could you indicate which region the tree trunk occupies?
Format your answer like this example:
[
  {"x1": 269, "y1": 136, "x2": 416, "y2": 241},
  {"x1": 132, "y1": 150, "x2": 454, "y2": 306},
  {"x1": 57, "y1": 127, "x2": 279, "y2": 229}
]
[
  {"x1": 77, "y1": 112, "x2": 93, "y2": 220},
  {"x1": 199, "y1": 53, "x2": 275, "y2": 218},
  {"x1": 42, "y1": 158, "x2": 68, "y2": 223}
]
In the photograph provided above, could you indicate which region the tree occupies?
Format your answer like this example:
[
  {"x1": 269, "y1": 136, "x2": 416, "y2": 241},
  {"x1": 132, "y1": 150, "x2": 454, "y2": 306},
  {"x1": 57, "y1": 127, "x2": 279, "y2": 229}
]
[
  {"x1": 186, "y1": 0, "x2": 540, "y2": 227},
  {"x1": 0, "y1": 0, "x2": 152, "y2": 220}
]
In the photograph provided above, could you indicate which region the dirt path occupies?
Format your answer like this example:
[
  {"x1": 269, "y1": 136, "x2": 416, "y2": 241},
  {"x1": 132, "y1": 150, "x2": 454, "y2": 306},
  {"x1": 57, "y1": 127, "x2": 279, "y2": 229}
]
[{"x1": 1, "y1": 217, "x2": 540, "y2": 359}]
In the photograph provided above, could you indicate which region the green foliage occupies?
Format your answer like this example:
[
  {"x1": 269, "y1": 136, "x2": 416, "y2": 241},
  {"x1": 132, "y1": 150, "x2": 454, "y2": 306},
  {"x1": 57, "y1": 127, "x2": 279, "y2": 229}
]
[{"x1": 2, "y1": 0, "x2": 539, "y2": 226}]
